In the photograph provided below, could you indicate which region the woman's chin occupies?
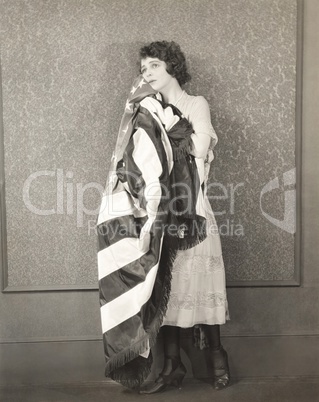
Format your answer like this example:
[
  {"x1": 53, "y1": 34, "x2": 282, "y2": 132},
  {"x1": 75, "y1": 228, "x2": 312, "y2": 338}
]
[{"x1": 148, "y1": 82, "x2": 158, "y2": 90}]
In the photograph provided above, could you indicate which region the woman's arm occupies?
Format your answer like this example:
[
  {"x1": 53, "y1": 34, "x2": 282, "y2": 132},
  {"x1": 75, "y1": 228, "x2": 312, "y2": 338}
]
[
  {"x1": 188, "y1": 96, "x2": 217, "y2": 159},
  {"x1": 190, "y1": 132, "x2": 212, "y2": 159}
]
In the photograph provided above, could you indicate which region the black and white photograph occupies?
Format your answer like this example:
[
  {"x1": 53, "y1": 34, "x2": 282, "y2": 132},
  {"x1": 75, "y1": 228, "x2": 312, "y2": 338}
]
[{"x1": 0, "y1": 0, "x2": 318, "y2": 401}]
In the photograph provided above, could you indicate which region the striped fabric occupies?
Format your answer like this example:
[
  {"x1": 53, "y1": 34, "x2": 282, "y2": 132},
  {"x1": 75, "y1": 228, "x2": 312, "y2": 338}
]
[{"x1": 97, "y1": 77, "x2": 206, "y2": 388}]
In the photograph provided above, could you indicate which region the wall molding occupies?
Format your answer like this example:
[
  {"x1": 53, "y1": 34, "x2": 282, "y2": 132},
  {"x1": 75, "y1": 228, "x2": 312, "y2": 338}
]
[
  {"x1": 1, "y1": 284, "x2": 98, "y2": 293},
  {"x1": 0, "y1": 332, "x2": 318, "y2": 386},
  {"x1": 1, "y1": 330, "x2": 319, "y2": 345}
]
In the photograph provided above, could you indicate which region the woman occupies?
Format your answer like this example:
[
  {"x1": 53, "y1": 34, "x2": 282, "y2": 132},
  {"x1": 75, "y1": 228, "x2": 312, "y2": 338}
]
[
  {"x1": 97, "y1": 40, "x2": 229, "y2": 393},
  {"x1": 138, "y1": 41, "x2": 230, "y2": 394}
]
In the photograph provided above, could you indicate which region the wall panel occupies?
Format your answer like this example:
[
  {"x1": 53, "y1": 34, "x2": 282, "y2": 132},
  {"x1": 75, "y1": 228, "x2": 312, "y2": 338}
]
[{"x1": 0, "y1": 0, "x2": 300, "y2": 291}]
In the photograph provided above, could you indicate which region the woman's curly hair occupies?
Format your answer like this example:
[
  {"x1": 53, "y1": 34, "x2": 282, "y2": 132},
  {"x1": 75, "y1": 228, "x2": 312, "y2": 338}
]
[{"x1": 139, "y1": 41, "x2": 191, "y2": 86}]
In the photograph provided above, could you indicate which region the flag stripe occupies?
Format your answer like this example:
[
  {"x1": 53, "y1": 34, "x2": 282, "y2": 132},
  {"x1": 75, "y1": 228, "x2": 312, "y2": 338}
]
[
  {"x1": 98, "y1": 237, "x2": 148, "y2": 281},
  {"x1": 97, "y1": 215, "x2": 148, "y2": 251},
  {"x1": 97, "y1": 190, "x2": 147, "y2": 226},
  {"x1": 103, "y1": 314, "x2": 146, "y2": 357},
  {"x1": 99, "y1": 234, "x2": 162, "y2": 304},
  {"x1": 100, "y1": 259, "x2": 160, "y2": 333}
]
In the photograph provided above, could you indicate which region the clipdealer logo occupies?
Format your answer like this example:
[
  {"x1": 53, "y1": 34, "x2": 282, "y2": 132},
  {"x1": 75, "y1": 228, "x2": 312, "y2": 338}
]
[
  {"x1": 22, "y1": 169, "x2": 104, "y2": 227},
  {"x1": 21, "y1": 168, "x2": 296, "y2": 235}
]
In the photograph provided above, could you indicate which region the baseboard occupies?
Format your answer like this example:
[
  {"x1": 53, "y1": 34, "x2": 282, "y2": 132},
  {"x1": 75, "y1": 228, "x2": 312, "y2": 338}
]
[
  {"x1": 0, "y1": 334, "x2": 318, "y2": 386},
  {"x1": 1, "y1": 375, "x2": 319, "y2": 390}
]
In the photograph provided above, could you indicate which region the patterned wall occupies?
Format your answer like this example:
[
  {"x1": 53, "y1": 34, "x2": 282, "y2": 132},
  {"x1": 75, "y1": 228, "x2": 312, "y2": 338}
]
[{"x1": 0, "y1": 0, "x2": 297, "y2": 289}]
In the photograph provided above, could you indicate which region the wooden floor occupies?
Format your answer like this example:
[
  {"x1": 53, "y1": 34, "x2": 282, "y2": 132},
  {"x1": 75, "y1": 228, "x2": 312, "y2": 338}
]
[{"x1": 1, "y1": 378, "x2": 318, "y2": 402}]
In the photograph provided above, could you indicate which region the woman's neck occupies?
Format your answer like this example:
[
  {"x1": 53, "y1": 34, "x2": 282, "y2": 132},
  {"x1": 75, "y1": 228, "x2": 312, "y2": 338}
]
[{"x1": 160, "y1": 81, "x2": 184, "y2": 105}]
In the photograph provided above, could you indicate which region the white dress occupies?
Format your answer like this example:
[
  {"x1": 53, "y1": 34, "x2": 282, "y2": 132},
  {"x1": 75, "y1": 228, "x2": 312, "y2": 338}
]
[{"x1": 162, "y1": 92, "x2": 230, "y2": 328}]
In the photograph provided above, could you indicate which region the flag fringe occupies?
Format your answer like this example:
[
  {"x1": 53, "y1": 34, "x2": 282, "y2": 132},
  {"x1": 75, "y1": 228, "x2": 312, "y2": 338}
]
[{"x1": 105, "y1": 237, "x2": 176, "y2": 389}]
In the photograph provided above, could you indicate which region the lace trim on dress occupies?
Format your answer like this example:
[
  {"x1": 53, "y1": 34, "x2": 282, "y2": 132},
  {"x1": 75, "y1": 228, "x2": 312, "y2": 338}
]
[
  {"x1": 172, "y1": 255, "x2": 224, "y2": 281},
  {"x1": 167, "y1": 291, "x2": 228, "y2": 310}
]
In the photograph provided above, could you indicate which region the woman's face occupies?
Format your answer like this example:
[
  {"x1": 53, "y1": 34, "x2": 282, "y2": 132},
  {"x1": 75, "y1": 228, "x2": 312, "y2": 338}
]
[{"x1": 140, "y1": 57, "x2": 175, "y2": 93}]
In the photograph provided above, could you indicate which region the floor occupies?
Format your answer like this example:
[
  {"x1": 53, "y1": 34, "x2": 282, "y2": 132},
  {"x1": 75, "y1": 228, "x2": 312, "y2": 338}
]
[{"x1": 0, "y1": 378, "x2": 318, "y2": 402}]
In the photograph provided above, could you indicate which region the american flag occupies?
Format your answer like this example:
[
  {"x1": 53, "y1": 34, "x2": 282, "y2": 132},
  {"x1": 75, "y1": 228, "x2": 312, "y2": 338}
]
[{"x1": 97, "y1": 77, "x2": 205, "y2": 388}]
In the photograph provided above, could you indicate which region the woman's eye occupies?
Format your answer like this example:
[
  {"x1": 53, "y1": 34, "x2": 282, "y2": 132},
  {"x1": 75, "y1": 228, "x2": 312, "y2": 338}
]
[{"x1": 141, "y1": 63, "x2": 159, "y2": 74}]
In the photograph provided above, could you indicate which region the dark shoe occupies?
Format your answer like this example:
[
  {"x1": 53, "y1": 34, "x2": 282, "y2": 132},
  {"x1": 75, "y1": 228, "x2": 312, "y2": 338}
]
[
  {"x1": 211, "y1": 346, "x2": 230, "y2": 390},
  {"x1": 139, "y1": 358, "x2": 186, "y2": 394}
]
